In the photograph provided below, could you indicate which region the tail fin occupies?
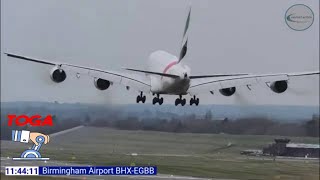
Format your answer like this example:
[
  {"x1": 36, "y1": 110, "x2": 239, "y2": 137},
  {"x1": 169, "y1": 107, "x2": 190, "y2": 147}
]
[{"x1": 178, "y1": 5, "x2": 191, "y2": 62}]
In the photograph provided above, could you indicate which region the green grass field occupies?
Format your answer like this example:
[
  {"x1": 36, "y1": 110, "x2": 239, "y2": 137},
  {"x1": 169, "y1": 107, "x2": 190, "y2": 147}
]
[{"x1": 1, "y1": 127, "x2": 319, "y2": 180}]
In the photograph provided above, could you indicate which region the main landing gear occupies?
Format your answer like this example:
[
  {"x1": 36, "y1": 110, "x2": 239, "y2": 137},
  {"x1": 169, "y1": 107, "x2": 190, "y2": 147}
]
[
  {"x1": 136, "y1": 92, "x2": 146, "y2": 103},
  {"x1": 190, "y1": 95, "x2": 199, "y2": 106},
  {"x1": 153, "y1": 94, "x2": 164, "y2": 105},
  {"x1": 175, "y1": 95, "x2": 186, "y2": 106}
]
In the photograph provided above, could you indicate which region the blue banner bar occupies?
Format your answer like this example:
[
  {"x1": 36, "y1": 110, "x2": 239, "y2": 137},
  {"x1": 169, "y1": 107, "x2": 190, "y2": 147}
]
[{"x1": 39, "y1": 166, "x2": 157, "y2": 176}]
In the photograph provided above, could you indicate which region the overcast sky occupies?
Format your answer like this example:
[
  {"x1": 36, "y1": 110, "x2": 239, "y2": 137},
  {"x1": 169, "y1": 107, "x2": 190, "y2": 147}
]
[{"x1": 1, "y1": 0, "x2": 319, "y2": 105}]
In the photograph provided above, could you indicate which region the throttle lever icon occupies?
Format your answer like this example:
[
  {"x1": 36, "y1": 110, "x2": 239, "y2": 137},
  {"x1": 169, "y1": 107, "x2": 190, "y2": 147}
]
[
  {"x1": 12, "y1": 130, "x2": 50, "y2": 161},
  {"x1": 20, "y1": 135, "x2": 45, "y2": 158}
]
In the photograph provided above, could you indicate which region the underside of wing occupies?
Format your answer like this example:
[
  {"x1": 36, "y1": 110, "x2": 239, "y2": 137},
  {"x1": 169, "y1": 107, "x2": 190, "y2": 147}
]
[
  {"x1": 5, "y1": 53, "x2": 151, "y2": 93},
  {"x1": 189, "y1": 71, "x2": 319, "y2": 95}
]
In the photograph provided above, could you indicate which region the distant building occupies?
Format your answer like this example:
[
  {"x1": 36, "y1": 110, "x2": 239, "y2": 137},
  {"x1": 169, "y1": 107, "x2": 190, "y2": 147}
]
[
  {"x1": 312, "y1": 114, "x2": 319, "y2": 120},
  {"x1": 240, "y1": 149, "x2": 263, "y2": 156},
  {"x1": 263, "y1": 139, "x2": 319, "y2": 158}
]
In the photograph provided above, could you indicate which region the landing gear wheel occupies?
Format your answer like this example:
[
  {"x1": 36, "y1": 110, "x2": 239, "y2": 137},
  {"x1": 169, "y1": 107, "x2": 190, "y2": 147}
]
[
  {"x1": 190, "y1": 96, "x2": 199, "y2": 106},
  {"x1": 152, "y1": 94, "x2": 164, "y2": 105},
  {"x1": 152, "y1": 97, "x2": 157, "y2": 105},
  {"x1": 195, "y1": 98, "x2": 199, "y2": 106},
  {"x1": 136, "y1": 92, "x2": 146, "y2": 104},
  {"x1": 136, "y1": 96, "x2": 141, "y2": 103},
  {"x1": 181, "y1": 98, "x2": 186, "y2": 106},
  {"x1": 159, "y1": 97, "x2": 164, "y2": 105},
  {"x1": 190, "y1": 98, "x2": 194, "y2": 106},
  {"x1": 175, "y1": 98, "x2": 181, "y2": 106}
]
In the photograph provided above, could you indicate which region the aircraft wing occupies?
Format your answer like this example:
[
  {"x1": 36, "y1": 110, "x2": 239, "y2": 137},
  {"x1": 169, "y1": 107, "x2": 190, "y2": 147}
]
[
  {"x1": 5, "y1": 53, "x2": 151, "y2": 93},
  {"x1": 188, "y1": 71, "x2": 319, "y2": 95}
]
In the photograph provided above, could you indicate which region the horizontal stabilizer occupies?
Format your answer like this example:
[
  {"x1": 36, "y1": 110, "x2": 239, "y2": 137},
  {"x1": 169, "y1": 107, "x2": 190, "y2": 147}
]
[
  {"x1": 125, "y1": 68, "x2": 179, "y2": 78},
  {"x1": 190, "y1": 73, "x2": 249, "y2": 79}
]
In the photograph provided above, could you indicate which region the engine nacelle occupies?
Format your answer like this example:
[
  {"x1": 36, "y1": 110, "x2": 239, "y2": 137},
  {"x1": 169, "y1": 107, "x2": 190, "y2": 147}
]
[
  {"x1": 219, "y1": 87, "x2": 236, "y2": 96},
  {"x1": 94, "y1": 78, "x2": 110, "y2": 90},
  {"x1": 50, "y1": 66, "x2": 66, "y2": 83},
  {"x1": 270, "y1": 80, "x2": 288, "y2": 93}
]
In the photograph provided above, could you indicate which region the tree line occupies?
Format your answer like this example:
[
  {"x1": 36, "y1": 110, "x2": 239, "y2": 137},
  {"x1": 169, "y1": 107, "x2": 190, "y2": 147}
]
[
  {"x1": 1, "y1": 109, "x2": 319, "y2": 140},
  {"x1": 89, "y1": 112, "x2": 319, "y2": 137}
]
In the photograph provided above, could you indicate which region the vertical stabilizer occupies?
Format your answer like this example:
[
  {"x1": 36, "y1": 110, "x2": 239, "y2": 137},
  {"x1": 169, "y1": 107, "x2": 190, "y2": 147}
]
[{"x1": 178, "y1": 5, "x2": 191, "y2": 62}]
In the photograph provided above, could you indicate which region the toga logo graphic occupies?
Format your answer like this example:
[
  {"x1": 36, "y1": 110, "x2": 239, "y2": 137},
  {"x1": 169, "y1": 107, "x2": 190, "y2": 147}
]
[{"x1": 285, "y1": 4, "x2": 314, "y2": 31}]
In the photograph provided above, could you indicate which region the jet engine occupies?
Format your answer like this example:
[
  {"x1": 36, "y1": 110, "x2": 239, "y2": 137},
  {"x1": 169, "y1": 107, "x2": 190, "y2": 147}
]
[
  {"x1": 270, "y1": 80, "x2": 288, "y2": 93},
  {"x1": 219, "y1": 87, "x2": 236, "y2": 96},
  {"x1": 50, "y1": 66, "x2": 66, "y2": 83},
  {"x1": 94, "y1": 78, "x2": 111, "y2": 90}
]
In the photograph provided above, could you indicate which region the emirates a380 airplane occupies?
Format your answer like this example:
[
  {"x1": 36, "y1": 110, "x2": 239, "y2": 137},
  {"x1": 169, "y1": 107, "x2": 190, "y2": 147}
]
[{"x1": 5, "y1": 7, "x2": 319, "y2": 106}]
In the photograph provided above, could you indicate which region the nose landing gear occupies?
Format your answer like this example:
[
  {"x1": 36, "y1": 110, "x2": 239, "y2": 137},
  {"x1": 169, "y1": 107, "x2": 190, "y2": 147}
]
[
  {"x1": 136, "y1": 92, "x2": 146, "y2": 103},
  {"x1": 175, "y1": 95, "x2": 186, "y2": 106},
  {"x1": 190, "y1": 95, "x2": 199, "y2": 106}
]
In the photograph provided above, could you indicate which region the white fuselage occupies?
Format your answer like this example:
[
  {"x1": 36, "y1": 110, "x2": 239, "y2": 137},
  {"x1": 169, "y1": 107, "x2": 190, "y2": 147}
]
[{"x1": 148, "y1": 50, "x2": 191, "y2": 95}]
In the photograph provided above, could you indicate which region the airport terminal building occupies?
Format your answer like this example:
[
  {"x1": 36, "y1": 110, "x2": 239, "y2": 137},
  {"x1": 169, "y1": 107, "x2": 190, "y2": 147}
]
[{"x1": 263, "y1": 139, "x2": 320, "y2": 158}]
